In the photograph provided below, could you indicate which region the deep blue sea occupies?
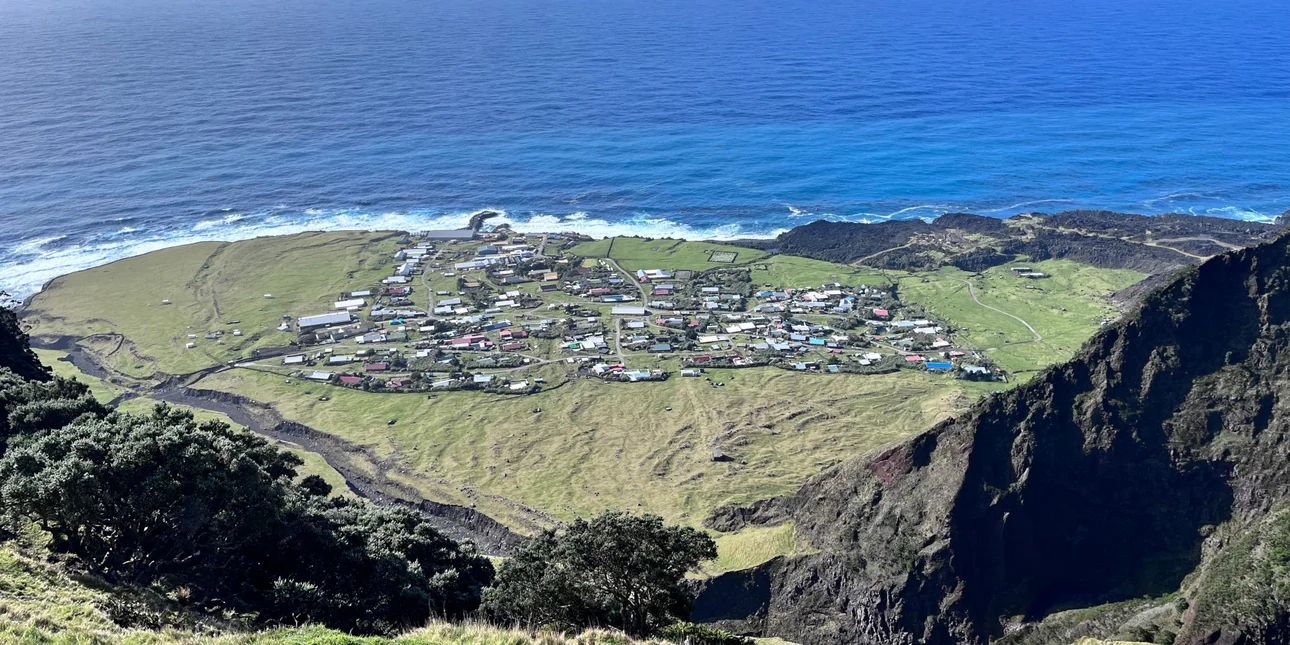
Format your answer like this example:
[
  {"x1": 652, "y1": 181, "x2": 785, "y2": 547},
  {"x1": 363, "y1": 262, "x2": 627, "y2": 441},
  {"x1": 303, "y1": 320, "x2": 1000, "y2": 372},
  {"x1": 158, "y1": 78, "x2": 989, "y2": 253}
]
[{"x1": 2, "y1": 0, "x2": 1289, "y2": 297}]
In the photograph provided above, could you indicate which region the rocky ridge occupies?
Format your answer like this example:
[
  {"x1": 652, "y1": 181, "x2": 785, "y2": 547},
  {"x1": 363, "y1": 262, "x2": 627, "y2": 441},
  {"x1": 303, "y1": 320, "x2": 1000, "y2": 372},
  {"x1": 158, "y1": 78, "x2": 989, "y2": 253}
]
[
  {"x1": 698, "y1": 231, "x2": 1290, "y2": 645},
  {"x1": 753, "y1": 210, "x2": 1285, "y2": 279}
]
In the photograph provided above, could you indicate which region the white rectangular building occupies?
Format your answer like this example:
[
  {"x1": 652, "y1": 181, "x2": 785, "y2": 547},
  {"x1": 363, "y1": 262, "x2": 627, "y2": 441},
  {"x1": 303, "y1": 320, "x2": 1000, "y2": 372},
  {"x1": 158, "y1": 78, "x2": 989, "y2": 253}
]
[{"x1": 298, "y1": 312, "x2": 353, "y2": 329}]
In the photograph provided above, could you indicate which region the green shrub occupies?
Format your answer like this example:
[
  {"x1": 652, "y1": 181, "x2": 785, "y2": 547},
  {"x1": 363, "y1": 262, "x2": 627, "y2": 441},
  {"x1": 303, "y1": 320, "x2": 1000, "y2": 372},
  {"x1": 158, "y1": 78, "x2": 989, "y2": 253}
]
[{"x1": 658, "y1": 622, "x2": 752, "y2": 645}]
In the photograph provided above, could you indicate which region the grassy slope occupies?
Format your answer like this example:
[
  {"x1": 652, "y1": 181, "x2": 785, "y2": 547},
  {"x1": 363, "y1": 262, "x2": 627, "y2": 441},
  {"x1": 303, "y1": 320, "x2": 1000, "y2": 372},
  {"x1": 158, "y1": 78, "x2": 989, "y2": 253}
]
[
  {"x1": 24, "y1": 232, "x2": 402, "y2": 378},
  {"x1": 4, "y1": 544, "x2": 797, "y2": 645},
  {"x1": 706, "y1": 523, "x2": 803, "y2": 576},
  {"x1": 0, "y1": 542, "x2": 684, "y2": 644},
  {"x1": 895, "y1": 260, "x2": 1144, "y2": 378},
  {"x1": 32, "y1": 349, "x2": 354, "y2": 500},
  {"x1": 195, "y1": 367, "x2": 996, "y2": 531}
]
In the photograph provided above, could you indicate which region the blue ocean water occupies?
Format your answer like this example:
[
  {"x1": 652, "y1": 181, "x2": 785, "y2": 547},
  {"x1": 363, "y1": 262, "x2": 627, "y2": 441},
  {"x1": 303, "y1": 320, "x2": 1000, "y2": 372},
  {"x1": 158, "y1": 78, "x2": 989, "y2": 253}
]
[{"x1": 2, "y1": 0, "x2": 1289, "y2": 297}]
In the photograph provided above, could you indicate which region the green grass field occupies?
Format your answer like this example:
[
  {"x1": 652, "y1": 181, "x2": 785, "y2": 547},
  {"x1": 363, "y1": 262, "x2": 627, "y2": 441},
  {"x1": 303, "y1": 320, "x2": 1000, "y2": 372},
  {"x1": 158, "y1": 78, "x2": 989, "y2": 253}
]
[
  {"x1": 895, "y1": 260, "x2": 1144, "y2": 378},
  {"x1": 195, "y1": 367, "x2": 996, "y2": 531},
  {"x1": 570, "y1": 237, "x2": 770, "y2": 272},
  {"x1": 748, "y1": 255, "x2": 889, "y2": 289},
  {"x1": 24, "y1": 231, "x2": 403, "y2": 378}
]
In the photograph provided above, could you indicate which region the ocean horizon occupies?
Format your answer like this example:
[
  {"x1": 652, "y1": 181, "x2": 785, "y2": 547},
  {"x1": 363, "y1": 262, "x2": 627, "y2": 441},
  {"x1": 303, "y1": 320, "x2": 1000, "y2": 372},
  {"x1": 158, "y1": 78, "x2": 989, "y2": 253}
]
[{"x1": 3, "y1": 0, "x2": 1289, "y2": 298}]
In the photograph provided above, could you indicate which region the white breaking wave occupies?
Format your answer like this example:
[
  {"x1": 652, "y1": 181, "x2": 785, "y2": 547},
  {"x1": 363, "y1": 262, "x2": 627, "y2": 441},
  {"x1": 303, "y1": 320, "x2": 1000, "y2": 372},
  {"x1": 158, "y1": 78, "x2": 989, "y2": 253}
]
[
  {"x1": 980, "y1": 198, "x2": 1077, "y2": 213},
  {"x1": 0, "y1": 208, "x2": 787, "y2": 299},
  {"x1": 5, "y1": 201, "x2": 1279, "y2": 301},
  {"x1": 192, "y1": 213, "x2": 247, "y2": 231},
  {"x1": 881, "y1": 204, "x2": 960, "y2": 219},
  {"x1": 11, "y1": 235, "x2": 68, "y2": 256},
  {"x1": 1190, "y1": 205, "x2": 1276, "y2": 223}
]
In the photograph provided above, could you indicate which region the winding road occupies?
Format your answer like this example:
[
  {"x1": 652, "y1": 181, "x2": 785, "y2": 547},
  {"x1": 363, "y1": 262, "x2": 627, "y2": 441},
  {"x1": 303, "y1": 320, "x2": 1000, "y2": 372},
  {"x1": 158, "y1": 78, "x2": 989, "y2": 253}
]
[{"x1": 953, "y1": 277, "x2": 1042, "y2": 342}]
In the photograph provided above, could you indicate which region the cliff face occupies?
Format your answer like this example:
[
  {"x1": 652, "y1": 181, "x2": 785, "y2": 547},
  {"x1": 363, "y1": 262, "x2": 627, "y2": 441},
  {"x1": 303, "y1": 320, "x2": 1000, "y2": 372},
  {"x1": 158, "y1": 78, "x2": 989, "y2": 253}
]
[{"x1": 702, "y1": 234, "x2": 1290, "y2": 644}]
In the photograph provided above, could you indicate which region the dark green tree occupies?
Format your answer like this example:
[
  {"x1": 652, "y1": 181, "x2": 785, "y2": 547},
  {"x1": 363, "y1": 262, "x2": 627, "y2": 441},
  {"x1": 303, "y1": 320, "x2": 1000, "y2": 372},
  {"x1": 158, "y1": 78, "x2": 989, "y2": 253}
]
[
  {"x1": 265, "y1": 489, "x2": 495, "y2": 632},
  {"x1": 0, "y1": 405, "x2": 298, "y2": 586},
  {"x1": 482, "y1": 511, "x2": 717, "y2": 635},
  {"x1": 0, "y1": 370, "x2": 104, "y2": 456},
  {"x1": 0, "y1": 313, "x2": 495, "y2": 633},
  {"x1": 0, "y1": 300, "x2": 48, "y2": 382}
]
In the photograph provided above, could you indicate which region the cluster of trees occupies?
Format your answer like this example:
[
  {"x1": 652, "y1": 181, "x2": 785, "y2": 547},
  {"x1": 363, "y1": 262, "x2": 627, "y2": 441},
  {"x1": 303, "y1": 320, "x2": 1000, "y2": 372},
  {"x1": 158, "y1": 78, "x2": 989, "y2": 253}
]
[
  {"x1": 0, "y1": 305, "x2": 737, "y2": 641},
  {"x1": 0, "y1": 370, "x2": 492, "y2": 633}
]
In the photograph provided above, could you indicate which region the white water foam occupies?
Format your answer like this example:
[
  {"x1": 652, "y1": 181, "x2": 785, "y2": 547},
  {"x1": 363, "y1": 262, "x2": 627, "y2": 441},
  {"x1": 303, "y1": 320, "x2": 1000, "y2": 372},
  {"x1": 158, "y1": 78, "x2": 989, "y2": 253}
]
[
  {"x1": 1, "y1": 208, "x2": 787, "y2": 300},
  {"x1": 980, "y1": 199, "x2": 1077, "y2": 213},
  {"x1": 192, "y1": 213, "x2": 247, "y2": 231},
  {"x1": 881, "y1": 204, "x2": 959, "y2": 220},
  {"x1": 6, "y1": 201, "x2": 1280, "y2": 301},
  {"x1": 1190, "y1": 205, "x2": 1276, "y2": 223}
]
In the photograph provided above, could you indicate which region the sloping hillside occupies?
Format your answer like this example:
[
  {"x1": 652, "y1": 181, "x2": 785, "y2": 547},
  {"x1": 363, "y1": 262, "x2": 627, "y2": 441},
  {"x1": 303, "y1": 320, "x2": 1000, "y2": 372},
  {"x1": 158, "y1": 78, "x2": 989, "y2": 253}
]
[
  {"x1": 0, "y1": 541, "x2": 681, "y2": 645},
  {"x1": 698, "y1": 232, "x2": 1290, "y2": 644}
]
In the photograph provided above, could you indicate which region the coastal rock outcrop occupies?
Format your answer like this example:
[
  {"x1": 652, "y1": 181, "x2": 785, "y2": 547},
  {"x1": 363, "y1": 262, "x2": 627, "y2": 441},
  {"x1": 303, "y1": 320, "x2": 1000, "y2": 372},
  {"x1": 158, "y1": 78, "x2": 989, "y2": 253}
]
[{"x1": 758, "y1": 210, "x2": 1286, "y2": 278}]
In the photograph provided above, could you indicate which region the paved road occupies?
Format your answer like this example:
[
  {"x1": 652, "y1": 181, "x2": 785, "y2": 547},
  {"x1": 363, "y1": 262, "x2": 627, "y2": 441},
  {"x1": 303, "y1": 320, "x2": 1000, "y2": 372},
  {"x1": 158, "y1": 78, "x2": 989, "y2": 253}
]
[
  {"x1": 1152, "y1": 235, "x2": 1242, "y2": 250},
  {"x1": 604, "y1": 257, "x2": 648, "y2": 302},
  {"x1": 954, "y1": 277, "x2": 1042, "y2": 342},
  {"x1": 419, "y1": 267, "x2": 436, "y2": 312}
]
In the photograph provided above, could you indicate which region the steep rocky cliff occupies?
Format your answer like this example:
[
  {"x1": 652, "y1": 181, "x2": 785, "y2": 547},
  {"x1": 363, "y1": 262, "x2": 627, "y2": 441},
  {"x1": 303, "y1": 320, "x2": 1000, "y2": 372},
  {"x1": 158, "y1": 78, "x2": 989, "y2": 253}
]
[{"x1": 699, "y1": 233, "x2": 1290, "y2": 644}]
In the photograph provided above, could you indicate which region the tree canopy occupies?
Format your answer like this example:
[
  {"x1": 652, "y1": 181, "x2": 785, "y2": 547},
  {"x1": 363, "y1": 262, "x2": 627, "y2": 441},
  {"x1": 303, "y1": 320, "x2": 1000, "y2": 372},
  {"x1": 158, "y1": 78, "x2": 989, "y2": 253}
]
[
  {"x1": 0, "y1": 370, "x2": 493, "y2": 633},
  {"x1": 0, "y1": 301, "x2": 47, "y2": 383},
  {"x1": 482, "y1": 511, "x2": 717, "y2": 635}
]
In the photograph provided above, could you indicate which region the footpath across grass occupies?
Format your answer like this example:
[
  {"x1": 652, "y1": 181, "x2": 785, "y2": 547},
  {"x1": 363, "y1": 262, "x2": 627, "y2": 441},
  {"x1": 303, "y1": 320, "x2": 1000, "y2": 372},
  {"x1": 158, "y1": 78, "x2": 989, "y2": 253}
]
[{"x1": 896, "y1": 260, "x2": 1144, "y2": 379}]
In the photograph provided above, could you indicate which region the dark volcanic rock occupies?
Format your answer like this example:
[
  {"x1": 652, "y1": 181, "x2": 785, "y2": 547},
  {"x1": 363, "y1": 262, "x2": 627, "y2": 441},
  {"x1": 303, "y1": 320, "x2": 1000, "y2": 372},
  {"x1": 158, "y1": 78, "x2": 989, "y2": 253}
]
[
  {"x1": 772, "y1": 218, "x2": 931, "y2": 264},
  {"x1": 766, "y1": 210, "x2": 1283, "y2": 280},
  {"x1": 699, "y1": 233, "x2": 1290, "y2": 644},
  {"x1": 999, "y1": 230, "x2": 1188, "y2": 274},
  {"x1": 931, "y1": 212, "x2": 1009, "y2": 235}
]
